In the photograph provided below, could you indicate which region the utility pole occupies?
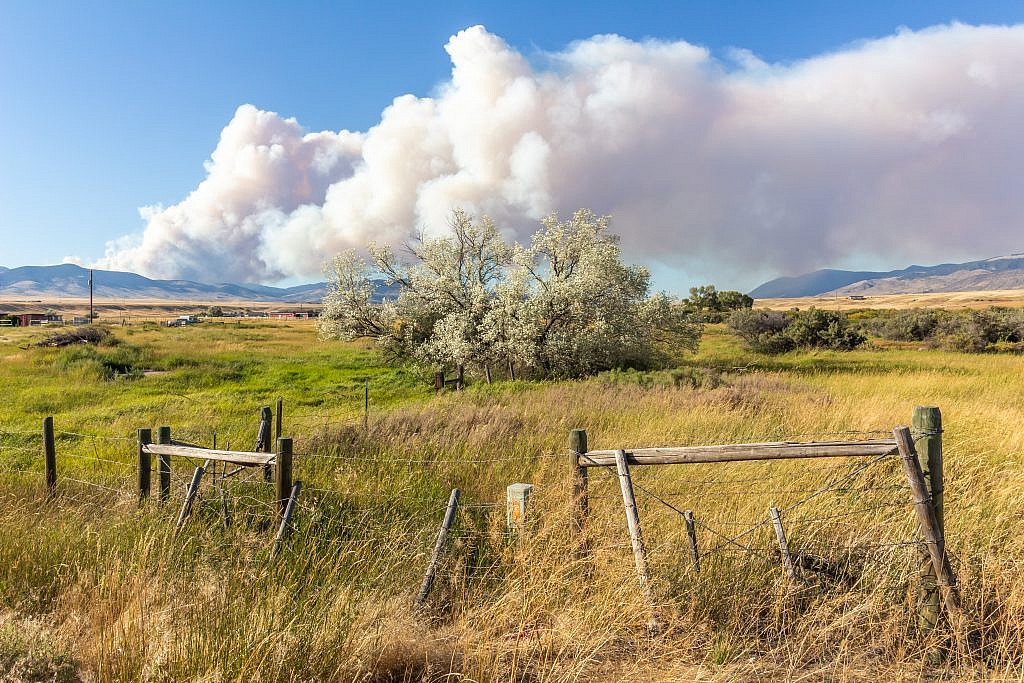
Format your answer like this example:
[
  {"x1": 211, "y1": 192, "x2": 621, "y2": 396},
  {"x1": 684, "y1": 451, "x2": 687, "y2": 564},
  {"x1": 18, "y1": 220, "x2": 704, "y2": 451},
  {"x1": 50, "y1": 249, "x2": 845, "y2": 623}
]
[{"x1": 89, "y1": 269, "x2": 94, "y2": 323}]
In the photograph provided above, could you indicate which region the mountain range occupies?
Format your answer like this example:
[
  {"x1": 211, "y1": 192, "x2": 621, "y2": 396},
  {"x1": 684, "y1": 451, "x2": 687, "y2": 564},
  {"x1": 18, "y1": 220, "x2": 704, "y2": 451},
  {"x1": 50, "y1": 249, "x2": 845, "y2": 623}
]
[
  {"x1": 748, "y1": 254, "x2": 1024, "y2": 298},
  {"x1": 4, "y1": 254, "x2": 1024, "y2": 304},
  {"x1": 0, "y1": 264, "x2": 332, "y2": 303}
]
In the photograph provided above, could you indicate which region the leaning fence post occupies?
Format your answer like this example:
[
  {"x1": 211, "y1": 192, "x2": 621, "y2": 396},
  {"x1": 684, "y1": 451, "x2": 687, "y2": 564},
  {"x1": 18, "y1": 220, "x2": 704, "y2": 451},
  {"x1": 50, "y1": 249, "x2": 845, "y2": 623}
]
[
  {"x1": 157, "y1": 426, "x2": 172, "y2": 502},
  {"x1": 43, "y1": 416, "x2": 56, "y2": 494},
  {"x1": 275, "y1": 437, "x2": 293, "y2": 520},
  {"x1": 415, "y1": 488, "x2": 460, "y2": 608},
  {"x1": 769, "y1": 506, "x2": 798, "y2": 582},
  {"x1": 614, "y1": 449, "x2": 663, "y2": 636},
  {"x1": 893, "y1": 426, "x2": 962, "y2": 626},
  {"x1": 137, "y1": 428, "x2": 152, "y2": 501},
  {"x1": 175, "y1": 459, "x2": 209, "y2": 535},
  {"x1": 272, "y1": 481, "x2": 302, "y2": 558},
  {"x1": 569, "y1": 429, "x2": 589, "y2": 556},
  {"x1": 684, "y1": 510, "x2": 700, "y2": 573},
  {"x1": 913, "y1": 406, "x2": 943, "y2": 635}
]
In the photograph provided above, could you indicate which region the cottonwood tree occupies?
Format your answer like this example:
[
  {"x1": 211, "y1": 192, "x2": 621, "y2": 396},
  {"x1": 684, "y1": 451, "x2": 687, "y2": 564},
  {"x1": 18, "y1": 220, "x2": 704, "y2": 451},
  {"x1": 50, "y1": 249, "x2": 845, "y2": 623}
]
[{"x1": 318, "y1": 209, "x2": 702, "y2": 380}]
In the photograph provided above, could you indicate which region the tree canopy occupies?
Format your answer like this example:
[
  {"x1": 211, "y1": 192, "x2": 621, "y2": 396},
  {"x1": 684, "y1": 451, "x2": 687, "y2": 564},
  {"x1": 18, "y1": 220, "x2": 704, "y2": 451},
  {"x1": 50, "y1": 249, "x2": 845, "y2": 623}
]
[{"x1": 318, "y1": 209, "x2": 702, "y2": 380}]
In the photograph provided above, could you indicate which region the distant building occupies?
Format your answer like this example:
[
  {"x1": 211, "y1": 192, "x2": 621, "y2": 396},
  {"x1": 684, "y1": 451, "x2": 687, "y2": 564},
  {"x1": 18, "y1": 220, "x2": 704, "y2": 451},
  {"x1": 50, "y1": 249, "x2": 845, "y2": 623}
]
[
  {"x1": 269, "y1": 310, "x2": 319, "y2": 320},
  {"x1": 18, "y1": 313, "x2": 63, "y2": 326},
  {"x1": 848, "y1": 295, "x2": 866, "y2": 301}
]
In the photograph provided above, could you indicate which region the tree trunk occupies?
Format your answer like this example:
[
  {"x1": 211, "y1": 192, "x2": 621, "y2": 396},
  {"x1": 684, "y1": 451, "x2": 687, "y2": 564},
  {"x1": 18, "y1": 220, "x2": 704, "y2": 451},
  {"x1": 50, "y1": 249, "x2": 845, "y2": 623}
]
[
  {"x1": 484, "y1": 365, "x2": 492, "y2": 384},
  {"x1": 507, "y1": 360, "x2": 516, "y2": 381}
]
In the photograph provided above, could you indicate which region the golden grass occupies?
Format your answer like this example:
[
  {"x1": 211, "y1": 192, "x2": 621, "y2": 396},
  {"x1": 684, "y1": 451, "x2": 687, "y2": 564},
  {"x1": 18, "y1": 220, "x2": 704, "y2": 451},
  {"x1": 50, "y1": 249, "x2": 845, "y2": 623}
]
[{"x1": 1, "y1": 324, "x2": 1023, "y2": 680}]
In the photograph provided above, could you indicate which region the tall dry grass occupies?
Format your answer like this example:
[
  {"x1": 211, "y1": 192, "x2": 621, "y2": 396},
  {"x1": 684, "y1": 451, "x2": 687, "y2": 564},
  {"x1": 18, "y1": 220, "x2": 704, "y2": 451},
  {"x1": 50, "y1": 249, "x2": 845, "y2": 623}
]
[{"x1": 3, "y1": 363, "x2": 1023, "y2": 681}]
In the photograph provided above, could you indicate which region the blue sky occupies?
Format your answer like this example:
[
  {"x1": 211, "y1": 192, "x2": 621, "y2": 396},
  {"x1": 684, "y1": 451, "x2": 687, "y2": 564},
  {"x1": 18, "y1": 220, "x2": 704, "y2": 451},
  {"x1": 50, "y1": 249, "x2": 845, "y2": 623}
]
[{"x1": 2, "y1": 1, "x2": 1022, "y2": 288}]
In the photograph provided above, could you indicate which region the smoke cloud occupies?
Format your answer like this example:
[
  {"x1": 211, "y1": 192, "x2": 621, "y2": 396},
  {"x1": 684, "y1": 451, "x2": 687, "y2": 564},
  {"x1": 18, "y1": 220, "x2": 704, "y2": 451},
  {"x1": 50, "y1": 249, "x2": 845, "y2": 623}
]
[{"x1": 98, "y1": 23, "x2": 1024, "y2": 287}]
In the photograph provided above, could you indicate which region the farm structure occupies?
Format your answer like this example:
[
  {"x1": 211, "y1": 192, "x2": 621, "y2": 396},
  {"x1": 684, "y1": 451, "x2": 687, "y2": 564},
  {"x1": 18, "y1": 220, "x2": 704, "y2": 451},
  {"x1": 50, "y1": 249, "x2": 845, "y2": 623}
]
[
  {"x1": 15, "y1": 312, "x2": 63, "y2": 326},
  {"x1": 269, "y1": 310, "x2": 319, "y2": 319}
]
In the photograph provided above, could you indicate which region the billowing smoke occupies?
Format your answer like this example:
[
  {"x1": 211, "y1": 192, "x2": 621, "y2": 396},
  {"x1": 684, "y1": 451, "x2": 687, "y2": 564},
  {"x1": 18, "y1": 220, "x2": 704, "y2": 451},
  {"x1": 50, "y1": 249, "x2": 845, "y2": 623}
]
[{"x1": 98, "y1": 23, "x2": 1024, "y2": 287}]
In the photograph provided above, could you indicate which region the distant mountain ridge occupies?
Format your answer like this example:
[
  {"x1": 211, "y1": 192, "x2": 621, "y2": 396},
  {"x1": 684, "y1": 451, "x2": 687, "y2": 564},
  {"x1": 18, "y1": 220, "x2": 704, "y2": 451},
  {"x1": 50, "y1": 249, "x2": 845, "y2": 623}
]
[
  {"x1": 0, "y1": 263, "x2": 385, "y2": 303},
  {"x1": 750, "y1": 254, "x2": 1024, "y2": 298}
]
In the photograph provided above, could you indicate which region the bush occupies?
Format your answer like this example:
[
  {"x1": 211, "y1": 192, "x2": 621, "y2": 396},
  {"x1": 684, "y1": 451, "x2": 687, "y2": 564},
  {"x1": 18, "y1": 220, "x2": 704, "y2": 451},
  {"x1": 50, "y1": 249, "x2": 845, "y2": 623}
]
[
  {"x1": 727, "y1": 308, "x2": 865, "y2": 353},
  {"x1": 859, "y1": 306, "x2": 1024, "y2": 352}
]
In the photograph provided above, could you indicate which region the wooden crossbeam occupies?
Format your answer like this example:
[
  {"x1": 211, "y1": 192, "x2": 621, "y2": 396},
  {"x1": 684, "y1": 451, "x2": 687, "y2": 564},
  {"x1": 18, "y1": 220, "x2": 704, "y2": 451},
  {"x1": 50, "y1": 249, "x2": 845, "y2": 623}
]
[
  {"x1": 143, "y1": 443, "x2": 275, "y2": 467},
  {"x1": 578, "y1": 439, "x2": 897, "y2": 467}
]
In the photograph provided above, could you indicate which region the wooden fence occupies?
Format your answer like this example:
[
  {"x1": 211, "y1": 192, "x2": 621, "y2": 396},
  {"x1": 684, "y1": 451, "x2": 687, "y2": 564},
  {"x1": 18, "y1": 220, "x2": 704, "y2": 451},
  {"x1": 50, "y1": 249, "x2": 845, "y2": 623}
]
[{"x1": 5, "y1": 403, "x2": 960, "y2": 651}]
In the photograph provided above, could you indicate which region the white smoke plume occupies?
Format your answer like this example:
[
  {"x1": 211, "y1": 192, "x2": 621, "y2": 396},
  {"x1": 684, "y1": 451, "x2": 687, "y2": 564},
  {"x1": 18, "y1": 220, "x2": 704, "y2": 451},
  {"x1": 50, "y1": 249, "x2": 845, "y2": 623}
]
[{"x1": 98, "y1": 23, "x2": 1024, "y2": 287}]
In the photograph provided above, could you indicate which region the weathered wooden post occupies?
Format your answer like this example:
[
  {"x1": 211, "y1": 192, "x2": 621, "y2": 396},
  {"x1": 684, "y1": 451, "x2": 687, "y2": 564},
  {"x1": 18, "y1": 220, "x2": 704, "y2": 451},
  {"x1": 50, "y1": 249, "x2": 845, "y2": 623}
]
[
  {"x1": 260, "y1": 406, "x2": 273, "y2": 482},
  {"x1": 684, "y1": 510, "x2": 700, "y2": 573},
  {"x1": 434, "y1": 371, "x2": 444, "y2": 394},
  {"x1": 456, "y1": 364, "x2": 465, "y2": 391},
  {"x1": 415, "y1": 488, "x2": 460, "y2": 608},
  {"x1": 175, "y1": 459, "x2": 209, "y2": 535},
  {"x1": 506, "y1": 483, "x2": 533, "y2": 537},
  {"x1": 275, "y1": 437, "x2": 293, "y2": 520},
  {"x1": 893, "y1": 426, "x2": 961, "y2": 625},
  {"x1": 157, "y1": 426, "x2": 172, "y2": 502},
  {"x1": 275, "y1": 398, "x2": 283, "y2": 441},
  {"x1": 272, "y1": 481, "x2": 302, "y2": 557},
  {"x1": 614, "y1": 449, "x2": 663, "y2": 636},
  {"x1": 769, "y1": 506, "x2": 799, "y2": 582},
  {"x1": 363, "y1": 379, "x2": 369, "y2": 429},
  {"x1": 913, "y1": 406, "x2": 943, "y2": 635},
  {"x1": 137, "y1": 428, "x2": 152, "y2": 501},
  {"x1": 42, "y1": 416, "x2": 56, "y2": 494},
  {"x1": 569, "y1": 429, "x2": 589, "y2": 556}
]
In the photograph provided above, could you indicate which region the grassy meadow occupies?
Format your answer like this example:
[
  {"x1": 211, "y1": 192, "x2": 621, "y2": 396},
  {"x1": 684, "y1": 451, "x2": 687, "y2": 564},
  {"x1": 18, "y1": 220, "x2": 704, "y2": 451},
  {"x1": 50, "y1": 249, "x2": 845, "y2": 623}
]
[{"x1": 1, "y1": 319, "x2": 1023, "y2": 681}]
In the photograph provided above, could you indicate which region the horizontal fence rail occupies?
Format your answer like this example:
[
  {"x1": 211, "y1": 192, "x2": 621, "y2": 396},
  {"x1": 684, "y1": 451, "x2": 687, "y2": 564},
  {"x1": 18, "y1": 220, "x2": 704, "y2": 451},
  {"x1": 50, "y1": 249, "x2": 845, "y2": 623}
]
[
  {"x1": 578, "y1": 439, "x2": 898, "y2": 467},
  {"x1": 142, "y1": 444, "x2": 276, "y2": 466}
]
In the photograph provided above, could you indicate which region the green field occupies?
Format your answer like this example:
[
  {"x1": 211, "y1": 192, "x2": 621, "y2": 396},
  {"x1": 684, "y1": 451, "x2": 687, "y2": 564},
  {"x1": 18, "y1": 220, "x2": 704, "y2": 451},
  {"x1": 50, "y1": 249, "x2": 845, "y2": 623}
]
[{"x1": 1, "y1": 320, "x2": 1022, "y2": 681}]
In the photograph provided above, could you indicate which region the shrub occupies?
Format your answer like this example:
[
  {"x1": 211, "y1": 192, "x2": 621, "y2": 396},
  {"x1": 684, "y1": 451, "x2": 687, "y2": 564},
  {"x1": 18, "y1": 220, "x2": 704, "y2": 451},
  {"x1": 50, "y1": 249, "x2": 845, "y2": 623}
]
[
  {"x1": 785, "y1": 309, "x2": 866, "y2": 350},
  {"x1": 727, "y1": 308, "x2": 865, "y2": 353},
  {"x1": 860, "y1": 306, "x2": 1024, "y2": 352}
]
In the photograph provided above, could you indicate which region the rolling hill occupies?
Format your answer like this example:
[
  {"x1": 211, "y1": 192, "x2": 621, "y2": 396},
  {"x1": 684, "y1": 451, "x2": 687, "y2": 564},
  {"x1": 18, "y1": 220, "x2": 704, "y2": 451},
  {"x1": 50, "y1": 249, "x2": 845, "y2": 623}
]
[{"x1": 750, "y1": 254, "x2": 1024, "y2": 298}]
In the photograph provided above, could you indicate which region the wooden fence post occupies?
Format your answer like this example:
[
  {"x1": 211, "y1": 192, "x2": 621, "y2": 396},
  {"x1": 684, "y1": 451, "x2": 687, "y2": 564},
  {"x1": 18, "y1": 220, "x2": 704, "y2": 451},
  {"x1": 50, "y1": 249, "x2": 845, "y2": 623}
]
[
  {"x1": 272, "y1": 481, "x2": 302, "y2": 557},
  {"x1": 43, "y1": 416, "x2": 56, "y2": 494},
  {"x1": 275, "y1": 437, "x2": 293, "y2": 520},
  {"x1": 275, "y1": 398, "x2": 283, "y2": 441},
  {"x1": 893, "y1": 426, "x2": 962, "y2": 626},
  {"x1": 175, "y1": 459, "x2": 209, "y2": 535},
  {"x1": 260, "y1": 406, "x2": 273, "y2": 482},
  {"x1": 614, "y1": 449, "x2": 663, "y2": 636},
  {"x1": 434, "y1": 372, "x2": 444, "y2": 394},
  {"x1": 913, "y1": 406, "x2": 943, "y2": 635},
  {"x1": 569, "y1": 429, "x2": 589, "y2": 556},
  {"x1": 415, "y1": 488, "x2": 460, "y2": 608},
  {"x1": 137, "y1": 428, "x2": 152, "y2": 501},
  {"x1": 770, "y1": 506, "x2": 798, "y2": 581},
  {"x1": 684, "y1": 510, "x2": 700, "y2": 573},
  {"x1": 506, "y1": 483, "x2": 533, "y2": 536},
  {"x1": 157, "y1": 426, "x2": 172, "y2": 502}
]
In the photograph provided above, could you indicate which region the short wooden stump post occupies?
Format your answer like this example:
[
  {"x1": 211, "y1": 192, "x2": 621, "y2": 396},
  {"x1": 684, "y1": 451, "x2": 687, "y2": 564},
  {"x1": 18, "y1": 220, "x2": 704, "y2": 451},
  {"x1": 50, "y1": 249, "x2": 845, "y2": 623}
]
[{"x1": 506, "y1": 483, "x2": 534, "y2": 536}]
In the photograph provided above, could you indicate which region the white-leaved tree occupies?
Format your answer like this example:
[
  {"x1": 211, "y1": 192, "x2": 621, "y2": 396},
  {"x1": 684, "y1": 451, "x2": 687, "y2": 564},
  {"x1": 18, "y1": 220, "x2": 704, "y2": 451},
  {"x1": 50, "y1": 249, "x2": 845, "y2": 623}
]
[{"x1": 318, "y1": 209, "x2": 701, "y2": 380}]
